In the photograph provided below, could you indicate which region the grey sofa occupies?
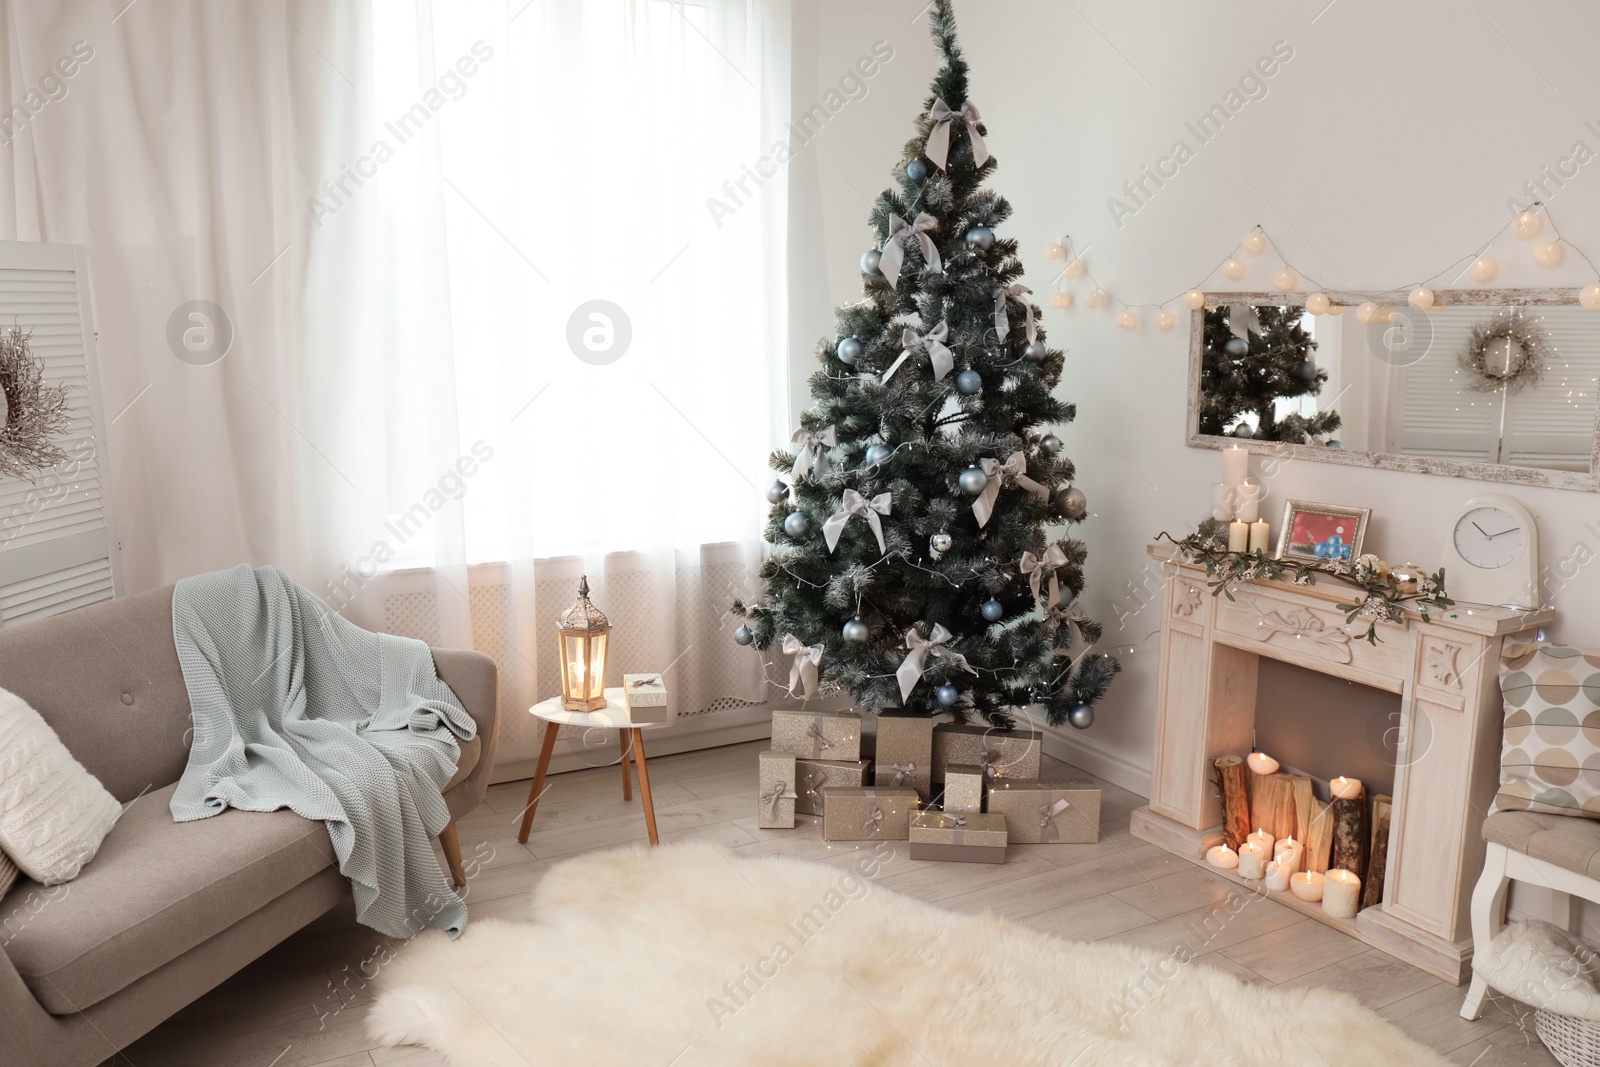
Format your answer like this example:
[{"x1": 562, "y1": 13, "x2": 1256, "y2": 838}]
[{"x1": 0, "y1": 585, "x2": 499, "y2": 1067}]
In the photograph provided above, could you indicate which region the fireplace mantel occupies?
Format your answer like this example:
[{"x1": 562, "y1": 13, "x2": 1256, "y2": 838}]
[{"x1": 1130, "y1": 542, "x2": 1555, "y2": 984}]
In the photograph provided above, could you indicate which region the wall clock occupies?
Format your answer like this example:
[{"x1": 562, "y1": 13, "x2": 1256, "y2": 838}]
[{"x1": 1439, "y1": 493, "x2": 1540, "y2": 609}]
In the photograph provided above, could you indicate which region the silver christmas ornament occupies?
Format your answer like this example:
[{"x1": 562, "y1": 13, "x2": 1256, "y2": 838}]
[
  {"x1": 1056, "y1": 486, "x2": 1088, "y2": 521},
  {"x1": 1326, "y1": 439, "x2": 1345, "y2": 449},
  {"x1": 766, "y1": 480, "x2": 789, "y2": 505},
  {"x1": 783, "y1": 511, "x2": 811, "y2": 537},
  {"x1": 1233, "y1": 424, "x2": 1255, "y2": 439},
  {"x1": 1067, "y1": 702, "x2": 1094, "y2": 729},
  {"x1": 842, "y1": 618, "x2": 869, "y2": 643},
  {"x1": 860, "y1": 249, "x2": 882, "y2": 276},
  {"x1": 958, "y1": 467, "x2": 988, "y2": 495},
  {"x1": 1295, "y1": 359, "x2": 1318, "y2": 382},
  {"x1": 930, "y1": 531, "x2": 953, "y2": 553},
  {"x1": 733, "y1": 625, "x2": 754, "y2": 646},
  {"x1": 980, "y1": 599, "x2": 1004, "y2": 622},
  {"x1": 964, "y1": 226, "x2": 995, "y2": 251},
  {"x1": 906, "y1": 159, "x2": 929, "y2": 182},
  {"x1": 955, "y1": 370, "x2": 983, "y2": 395},
  {"x1": 1023, "y1": 341, "x2": 1047, "y2": 363},
  {"x1": 935, "y1": 684, "x2": 960, "y2": 706},
  {"x1": 1039, "y1": 434, "x2": 1063, "y2": 456},
  {"x1": 837, "y1": 337, "x2": 863, "y2": 365},
  {"x1": 864, "y1": 443, "x2": 891, "y2": 467},
  {"x1": 1224, "y1": 336, "x2": 1250, "y2": 358}
]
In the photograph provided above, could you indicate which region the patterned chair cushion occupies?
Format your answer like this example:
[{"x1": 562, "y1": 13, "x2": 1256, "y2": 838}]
[{"x1": 1494, "y1": 643, "x2": 1600, "y2": 819}]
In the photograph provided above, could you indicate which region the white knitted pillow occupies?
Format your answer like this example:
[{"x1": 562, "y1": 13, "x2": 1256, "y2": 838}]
[{"x1": 0, "y1": 687, "x2": 122, "y2": 885}]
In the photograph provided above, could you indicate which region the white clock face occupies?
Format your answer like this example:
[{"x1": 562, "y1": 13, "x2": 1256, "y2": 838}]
[{"x1": 1453, "y1": 505, "x2": 1526, "y2": 570}]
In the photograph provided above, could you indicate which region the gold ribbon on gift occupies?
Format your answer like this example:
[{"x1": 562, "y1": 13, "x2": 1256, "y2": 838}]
[
  {"x1": 972, "y1": 452, "x2": 1048, "y2": 528},
  {"x1": 879, "y1": 212, "x2": 942, "y2": 287},
  {"x1": 895, "y1": 623, "x2": 976, "y2": 702},
  {"x1": 1038, "y1": 798, "x2": 1072, "y2": 843},
  {"x1": 822, "y1": 489, "x2": 892, "y2": 555},
  {"x1": 993, "y1": 284, "x2": 1035, "y2": 344},
  {"x1": 884, "y1": 761, "x2": 918, "y2": 787},
  {"x1": 790, "y1": 424, "x2": 836, "y2": 481},
  {"x1": 881, "y1": 321, "x2": 953, "y2": 384},
  {"x1": 925, "y1": 97, "x2": 988, "y2": 171},
  {"x1": 762, "y1": 780, "x2": 798, "y2": 820},
  {"x1": 781, "y1": 634, "x2": 824, "y2": 699},
  {"x1": 1019, "y1": 543, "x2": 1068, "y2": 604}
]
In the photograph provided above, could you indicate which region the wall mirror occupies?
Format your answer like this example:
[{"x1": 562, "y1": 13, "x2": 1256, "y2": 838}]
[{"x1": 1186, "y1": 289, "x2": 1600, "y2": 491}]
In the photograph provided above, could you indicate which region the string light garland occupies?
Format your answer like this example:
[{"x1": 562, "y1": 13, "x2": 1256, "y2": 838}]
[{"x1": 1042, "y1": 202, "x2": 1600, "y2": 324}]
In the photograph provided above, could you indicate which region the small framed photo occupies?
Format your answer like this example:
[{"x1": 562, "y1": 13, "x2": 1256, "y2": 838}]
[{"x1": 1275, "y1": 500, "x2": 1370, "y2": 562}]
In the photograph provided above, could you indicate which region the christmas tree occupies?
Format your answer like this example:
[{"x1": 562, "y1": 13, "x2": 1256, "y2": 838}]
[
  {"x1": 731, "y1": 0, "x2": 1118, "y2": 729},
  {"x1": 1198, "y1": 304, "x2": 1342, "y2": 444}
]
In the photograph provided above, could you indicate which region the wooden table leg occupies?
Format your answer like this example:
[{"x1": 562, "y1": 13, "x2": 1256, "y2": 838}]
[
  {"x1": 619, "y1": 730, "x2": 632, "y2": 801},
  {"x1": 517, "y1": 721, "x2": 562, "y2": 843},
  {"x1": 438, "y1": 822, "x2": 468, "y2": 887},
  {"x1": 631, "y1": 727, "x2": 659, "y2": 846}
]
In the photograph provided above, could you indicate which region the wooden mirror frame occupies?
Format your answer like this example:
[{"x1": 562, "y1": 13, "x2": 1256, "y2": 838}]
[{"x1": 1185, "y1": 287, "x2": 1600, "y2": 492}]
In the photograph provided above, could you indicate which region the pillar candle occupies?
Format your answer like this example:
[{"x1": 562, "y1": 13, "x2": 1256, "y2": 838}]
[
  {"x1": 1323, "y1": 869, "x2": 1361, "y2": 918},
  {"x1": 1228, "y1": 521, "x2": 1249, "y2": 552},
  {"x1": 1205, "y1": 844, "x2": 1239, "y2": 870},
  {"x1": 1290, "y1": 871, "x2": 1325, "y2": 902},
  {"x1": 1222, "y1": 445, "x2": 1249, "y2": 486},
  {"x1": 1210, "y1": 482, "x2": 1236, "y2": 522},
  {"x1": 1235, "y1": 482, "x2": 1262, "y2": 523},
  {"x1": 1248, "y1": 520, "x2": 1270, "y2": 554},
  {"x1": 1330, "y1": 776, "x2": 1363, "y2": 800},
  {"x1": 1237, "y1": 841, "x2": 1268, "y2": 880},
  {"x1": 1246, "y1": 753, "x2": 1279, "y2": 775},
  {"x1": 1264, "y1": 860, "x2": 1291, "y2": 892},
  {"x1": 1246, "y1": 828, "x2": 1275, "y2": 860},
  {"x1": 1273, "y1": 836, "x2": 1304, "y2": 875}
]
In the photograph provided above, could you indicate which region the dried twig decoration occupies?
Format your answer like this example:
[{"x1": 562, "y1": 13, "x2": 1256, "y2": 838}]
[
  {"x1": 0, "y1": 326, "x2": 71, "y2": 482},
  {"x1": 1459, "y1": 307, "x2": 1551, "y2": 395}
]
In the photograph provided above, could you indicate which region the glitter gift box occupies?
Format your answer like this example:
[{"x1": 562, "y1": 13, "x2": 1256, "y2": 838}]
[
  {"x1": 908, "y1": 810, "x2": 1008, "y2": 864},
  {"x1": 932, "y1": 723, "x2": 1042, "y2": 782},
  {"x1": 756, "y1": 750, "x2": 799, "y2": 829},
  {"x1": 819, "y1": 786, "x2": 919, "y2": 842},
  {"x1": 622, "y1": 673, "x2": 668, "y2": 724},
  {"x1": 872, "y1": 710, "x2": 934, "y2": 800},
  {"x1": 941, "y1": 763, "x2": 986, "y2": 814},
  {"x1": 986, "y1": 778, "x2": 1100, "y2": 844},
  {"x1": 794, "y1": 757, "x2": 870, "y2": 816},
  {"x1": 771, "y1": 708, "x2": 862, "y2": 761}
]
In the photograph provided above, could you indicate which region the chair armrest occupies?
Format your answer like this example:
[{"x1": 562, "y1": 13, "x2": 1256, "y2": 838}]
[
  {"x1": 431, "y1": 647, "x2": 499, "y2": 816},
  {"x1": 0, "y1": 942, "x2": 52, "y2": 1065}
]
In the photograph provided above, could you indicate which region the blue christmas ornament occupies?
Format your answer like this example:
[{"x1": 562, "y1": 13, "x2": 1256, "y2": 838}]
[
  {"x1": 956, "y1": 370, "x2": 983, "y2": 395},
  {"x1": 958, "y1": 467, "x2": 988, "y2": 495},
  {"x1": 980, "y1": 599, "x2": 1004, "y2": 622},
  {"x1": 1313, "y1": 543, "x2": 1328, "y2": 558},
  {"x1": 733, "y1": 625, "x2": 754, "y2": 646},
  {"x1": 861, "y1": 249, "x2": 882, "y2": 276},
  {"x1": 935, "y1": 684, "x2": 960, "y2": 707},
  {"x1": 906, "y1": 159, "x2": 928, "y2": 182},
  {"x1": 865, "y1": 443, "x2": 891, "y2": 467},
  {"x1": 784, "y1": 511, "x2": 811, "y2": 538},
  {"x1": 837, "y1": 336, "x2": 863, "y2": 365},
  {"x1": 965, "y1": 226, "x2": 995, "y2": 251}
]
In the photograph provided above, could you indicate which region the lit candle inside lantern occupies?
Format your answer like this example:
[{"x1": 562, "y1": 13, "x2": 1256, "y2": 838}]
[
  {"x1": 1211, "y1": 482, "x2": 1236, "y2": 522},
  {"x1": 1264, "y1": 860, "x2": 1291, "y2": 892},
  {"x1": 1235, "y1": 482, "x2": 1262, "y2": 523},
  {"x1": 1248, "y1": 520, "x2": 1270, "y2": 554},
  {"x1": 1273, "y1": 835, "x2": 1304, "y2": 875},
  {"x1": 1237, "y1": 841, "x2": 1268, "y2": 880},
  {"x1": 1246, "y1": 752, "x2": 1279, "y2": 776},
  {"x1": 1290, "y1": 871, "x2": 1325, "y2": 902},
  {"x1": 1222, "y1": 445, "x2": 1249, "y2": 487},
  {"x1": 1330, "y1": 776, "x2": 1363, "y2": 800},
  {"x1": 1323, "y1": 869, "x2": 1362, "y2": 918},
  {"x1": 1228, "y1": 521, "x2": 1249, "y2": 552},
  {"x1": 1205, "y1": 844, "x2": 1240, "y2": 870}
]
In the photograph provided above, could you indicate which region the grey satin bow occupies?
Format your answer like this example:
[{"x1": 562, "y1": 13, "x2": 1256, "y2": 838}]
[
  {"x1": 1039, "y1": 798, "x2": 1071, "y2": 842},
  {"x1": 972, "y1": 452, "x2": 1047, "y2": 528},
  {"x1": 629, "y1": 675, "x2": 661, "y2": 689},
  {"x1": 885, "y1": 761, "x2": 918, "y2": 787},
  {"x1": 994, "y1": 284, "x2": 1035, "y2": 343},
  {"x1": 880, "y1": 212, "x2": 942, "y2": 287},
  {"x1": 803, "y1": 719, "x2": 835, "y2": 755},
  {"x1": 925, "y1": 97, "x2": 988, "y2": 171},
  {"x1": 895, "y1": 623, "x2": 976, "y2": 702},
  {"x1": 1019, "y1": 543, "x2": 1069, "y2": 603},
  {"x1": 822, "y1": 488, "x2": 892, "y2": 554},
  {"x1": 1229, "y1": 303, "x2": 1261, "y2": 341},
  {"x1": 763, "y1": 780, "x2": 798, "y2": 819},
  {"x1": 791, "y1": 425, "x2": 836, "y2": 480},
  {"x1": 936, "y1": 813, "x2": 968, "y2": 845},
  {"x1": 882, "y1": 320, "x2": 953, "y2": 384},
  {"x1": 782, "y1": 634, "x2": 823, "y2": 699},
  {"x1": 863, "y1": 805, "x2": 885, "y2": 837}
]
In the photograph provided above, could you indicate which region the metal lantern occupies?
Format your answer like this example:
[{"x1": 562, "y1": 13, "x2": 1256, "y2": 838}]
[{"x1": 557, "y1": 575, "x2": 612, "y2": 712}]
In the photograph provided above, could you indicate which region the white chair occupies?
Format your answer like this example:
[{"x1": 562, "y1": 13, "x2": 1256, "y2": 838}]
[{"x1": 1462, "y1": 809, "x2": 1600, "y2": 1019}]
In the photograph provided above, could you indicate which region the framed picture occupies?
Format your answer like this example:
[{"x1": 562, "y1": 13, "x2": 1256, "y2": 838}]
[{"x1": 1275, "y1": 500, "x2": 1370, "y2": 562}]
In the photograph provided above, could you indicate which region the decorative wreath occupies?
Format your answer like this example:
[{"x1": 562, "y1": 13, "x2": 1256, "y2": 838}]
[
  {"x1": 1459, "y1": 307, "x2": 1550, "y2": 395},
  {"x1": 0, "y1": 326, "x2": 71, "y2": 482}
]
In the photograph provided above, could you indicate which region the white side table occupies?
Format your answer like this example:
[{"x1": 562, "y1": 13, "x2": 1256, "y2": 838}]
[{"x1": 516, "y1": 687, "x2": 664, "y2": 846}]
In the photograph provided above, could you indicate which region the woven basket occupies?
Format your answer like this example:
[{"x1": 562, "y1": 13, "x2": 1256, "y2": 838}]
[{"x1": 1536, "y1": 1008, "x2": 1600, "y2": 1066}]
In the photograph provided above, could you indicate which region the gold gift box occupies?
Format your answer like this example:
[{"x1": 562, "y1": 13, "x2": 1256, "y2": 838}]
[
  {"x1": 986, "y1": 778, "x2": 1100, "y2": 844},
  {"x1": 873, "y1": 710, "x2": 933, "y2": 800},
  {"x1": 622, "y1": 673, "x2": 668, "y2": 723},
  {"x1": 908, "y1": 810, "x2": 1008, "y2": 863},
  {"x1": 757, "y1": 750, "x2": 798, "y2": 829},
  {"x1": 941, "y1": 763, "x2": 986, "y2": 814},
  {"x1": 771, "y1": 709, "x2": 862, "y2": 761},
  {"x1": 818, "y1": 786, "x2": 918, "y2": 842},
  {"x1": 932, "y1": 722, "x2": 1042, "y2": 782},
  {"x1": 794, "y1": 757, "x2": 870, "y2": 816}
]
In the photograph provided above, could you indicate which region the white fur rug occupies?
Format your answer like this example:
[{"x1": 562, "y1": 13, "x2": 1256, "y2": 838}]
[{"x1": 368, "y1": 842, "x2": 1448, "y2": 1066}]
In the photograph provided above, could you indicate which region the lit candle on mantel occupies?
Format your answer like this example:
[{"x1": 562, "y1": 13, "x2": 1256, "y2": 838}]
[
  {"x1": 1228, "y1": 520, "x2": 1249, "y2": 552},
  {"x1": 1246, "y1": 752, "x2": 1279, "y2": 776},
  {"x1": 1330, "y1": 776, "x2": 1363, "y2": 800},
  {"x1": 1222, "y1": 444, "x2": 1249, "y2": 487},
  {"x1": 1205, "y1": 844, "x2": 1240, "y2": 870},
  {"x1": 1248, "y1": 519, "x2": 1270, "y2": 554},
  {"x1": 1273, "y1": 835, "x2": 1304, "y2": 875},
  {"x1": 1323, "y1": 869, "x2": 1362, "y2": 918},
  {"x1": 1290, "y1": 871, "x2": 1325, "y2": 902},
  {"x1": 1237, "y1": 841, "x2": 1268, "y2": 880},
  {"x1": 1264, "y1": 860, "x2": 1291, "y2": 892}
]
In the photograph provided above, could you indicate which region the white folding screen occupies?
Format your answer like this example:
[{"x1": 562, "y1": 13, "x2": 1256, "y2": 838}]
[{"x1": 0, "y1": 242, "x2": 119, "y2": 626}]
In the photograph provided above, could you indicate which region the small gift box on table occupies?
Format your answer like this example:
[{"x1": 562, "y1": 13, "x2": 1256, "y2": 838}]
[
  {"x1": 933, "y1": 722, "x2": 1042, "y2": 782},
  {"x1": 772, "y1": 708, "x2": 862, "y2": 761},
  {"x1": 757, "y1": 751, "x2": 799, "y2": 829},
  {"x1": 987, "y1": 778, "x2": 1100, "y2": 844},
  {"x1": 794, "y1": 757, "x2": 870, "y2": 816},
  {"x1": 872, "y1": 710, "x2": 933, "y2": 801},
  {"x1": 909, "y1": 811, "x2": 1008, "y2": 864},
  {"x1": 819, "y1": 786, "x2": 918, "y2": 841},
  {"x1": 622, "y1": 673, "x2": 668, "y2": 724},
  {"x1": 941, "y1": 764, "x2": 986, "y2": 814}
]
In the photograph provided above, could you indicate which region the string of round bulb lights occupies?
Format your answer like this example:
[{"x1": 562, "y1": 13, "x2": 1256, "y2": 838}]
[{"x1": 1043, "y1": 202, "x2": 1600, "y2": 331}]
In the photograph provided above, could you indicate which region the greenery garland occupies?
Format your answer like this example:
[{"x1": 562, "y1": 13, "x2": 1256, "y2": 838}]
[
  {"x1": 1459, "y1": 307, "x2": 1550, "y2": 396},
  {"x1": 0, "y1": 326, "x2": 70, "y2": 482},
  {"x1": 1155, "y1": 520, "x2": 1453, "y2": 645}
]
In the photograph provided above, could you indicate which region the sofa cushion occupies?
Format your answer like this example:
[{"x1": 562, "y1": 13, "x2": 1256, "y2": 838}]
[
  {"x1": 1483, "y1": 809, "x2": 1600, "y2": 879},
  {"x1": 3, "y1": 783, "x2": 335, "y2": 1014},
  {"x1": 1493, "y1": 643, "x2": 1600, "y2": 819}
]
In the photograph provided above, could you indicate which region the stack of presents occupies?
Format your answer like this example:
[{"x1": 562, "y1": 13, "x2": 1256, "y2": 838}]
[{"x1": 757, "y1": 708, "x2": 1100, "y2": 863}]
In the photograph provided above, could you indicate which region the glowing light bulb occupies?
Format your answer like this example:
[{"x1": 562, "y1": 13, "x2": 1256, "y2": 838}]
[
  {"x1": 1183, "y1": 290, "x2": 1206, "y2": 310},
  {"x1": 1044, "y1": 242, "x2": 1065, "y2": 259},
  {"x1": 1514, "y1": 210, "x2": 1543, "y2": 239},
  {"x1": 1271, "y1": 268, "x2": 1297, "y2": 293},
  {"x1": 1534, "y1": 241, "x2": 1565, "y2": 268},
  {"x1": 1580, "y1": 282, "x2": 1600, "y2": 310},
  {"x1": 1063, "y1": 260, "x2": 1086, "y2": 280},
  {"x1": 1155, "y1": 309, "x2": 1177, "y2": 331},
  {"x1": 1085, "y1": 288, "x2": 1109, "y2": 309},
  {"x1": 1305, "y1": 292, "x2": 1330, "y2": 315},
  {"x1": 1408, "y1": 287, "x2": 1434, "y2": 311},
  {"x1": 1117, "y1": 308, "x2": 1139, "y2": 330},
  {"x1": 1222, "y1": 258, "x2": 1247, "y2": 281},
  {"x1": 1050, "y1": 290, "x2": 1073, "y2": 309},
  {"x1": 1243, "y1": 231, "x2": 1267, "y2": 255},
  {"x1": 1469, "y1": 257, "x2": 1498, "y2": 283}
]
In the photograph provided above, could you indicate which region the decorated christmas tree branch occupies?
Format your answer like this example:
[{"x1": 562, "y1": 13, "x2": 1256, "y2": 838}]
[{"x1": 1154, "y1": 521, "x2": 1453, "y2": 645}]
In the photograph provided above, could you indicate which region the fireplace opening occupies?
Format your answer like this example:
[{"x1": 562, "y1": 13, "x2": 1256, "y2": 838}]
[{"x1": 1252, "y1": 657, "x2": 1403, "y2": 798}]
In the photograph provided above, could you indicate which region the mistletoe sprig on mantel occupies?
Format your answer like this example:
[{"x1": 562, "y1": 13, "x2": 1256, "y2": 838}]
[{"x1": 1155, "y1": 520, "x2": 1454, "y2": 645}]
